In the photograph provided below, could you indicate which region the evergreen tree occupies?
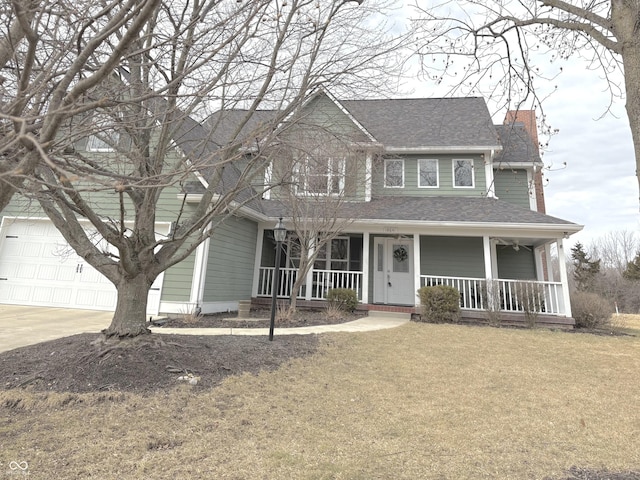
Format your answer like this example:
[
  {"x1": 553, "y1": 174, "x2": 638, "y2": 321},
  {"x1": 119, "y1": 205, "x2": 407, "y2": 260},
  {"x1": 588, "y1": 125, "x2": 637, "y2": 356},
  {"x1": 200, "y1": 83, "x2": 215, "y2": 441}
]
[
  {"x1": 623, "y1": 251, "x2": 640, "y2": 281},
  {"x1": 571, "y1": 242, "x2": 601, "y2": 292}
]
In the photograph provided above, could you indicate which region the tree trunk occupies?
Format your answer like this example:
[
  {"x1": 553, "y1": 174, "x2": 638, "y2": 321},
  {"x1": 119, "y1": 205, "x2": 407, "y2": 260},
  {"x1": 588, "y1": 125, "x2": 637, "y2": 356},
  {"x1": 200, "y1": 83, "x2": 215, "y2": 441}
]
[
  {"x1": 613, "y1": 1, "x2": 640, "y2": 208},
  {"x1": 623, "y1": 46, "x2": 640, "y2": 208},
  {"x1": 103, "y1": 274, "x2": 152, "y2": 338}
]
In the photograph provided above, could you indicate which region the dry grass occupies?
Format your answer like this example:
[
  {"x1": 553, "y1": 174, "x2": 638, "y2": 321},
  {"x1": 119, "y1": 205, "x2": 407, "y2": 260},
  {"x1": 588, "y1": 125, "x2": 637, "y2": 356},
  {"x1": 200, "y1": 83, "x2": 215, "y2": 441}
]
[{"x1": 2, "y1": 321, "x2": 640, "y2": 479}]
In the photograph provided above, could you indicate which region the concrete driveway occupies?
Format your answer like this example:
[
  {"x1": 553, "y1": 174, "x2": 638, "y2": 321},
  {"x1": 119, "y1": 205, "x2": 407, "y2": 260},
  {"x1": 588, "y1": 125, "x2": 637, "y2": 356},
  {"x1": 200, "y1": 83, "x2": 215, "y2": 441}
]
[{"x1": 0, "y1": 305, "x2": 113, "y2": 353}]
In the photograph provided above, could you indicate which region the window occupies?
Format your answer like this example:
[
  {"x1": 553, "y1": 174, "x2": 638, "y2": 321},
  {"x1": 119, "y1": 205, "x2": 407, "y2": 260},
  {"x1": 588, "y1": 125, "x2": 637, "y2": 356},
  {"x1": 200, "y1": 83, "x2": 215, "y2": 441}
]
[
  {"x1": 453, "y1": 159, "x2": 474, "y2": 187},
  {"x1": 86, "y1": 114, "x2": 119, "y2": 152},
  {"x1": 298, "y1": 157, "x2": 345, "y2": 195},
  {"x1": 287, "y1": 235, "x2": 350, "y2": 271},
  {"x1": 329, "y1": 238, "x2": 349, "y2": 271},
  {"x1": 418, "y1": 159, "x2": 439, "y2": 188},
  {"x1": 384, "y1": 158, "x2": 404, "y2": 188}
]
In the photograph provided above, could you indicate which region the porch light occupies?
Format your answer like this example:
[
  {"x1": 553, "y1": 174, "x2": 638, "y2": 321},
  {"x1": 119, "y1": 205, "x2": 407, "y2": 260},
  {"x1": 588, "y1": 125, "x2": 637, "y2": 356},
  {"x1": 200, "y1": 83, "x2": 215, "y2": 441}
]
[
  {"x1": 269, "y1": 217, "x2": 287, "y2": 341},
  {"x1": 274, "y1": 217, "x2": 287, "y2": 243}
]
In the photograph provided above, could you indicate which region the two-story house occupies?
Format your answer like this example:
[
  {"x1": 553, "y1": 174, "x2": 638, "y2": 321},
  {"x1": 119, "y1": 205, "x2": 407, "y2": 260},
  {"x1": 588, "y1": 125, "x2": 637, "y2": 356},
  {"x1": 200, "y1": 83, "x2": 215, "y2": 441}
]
[
  {"x1": 0, "y1": 90, "x2": 581, "y2": 325},
  {"x1": 248, "y1": 92, "x2": 581, "y2": 324}
]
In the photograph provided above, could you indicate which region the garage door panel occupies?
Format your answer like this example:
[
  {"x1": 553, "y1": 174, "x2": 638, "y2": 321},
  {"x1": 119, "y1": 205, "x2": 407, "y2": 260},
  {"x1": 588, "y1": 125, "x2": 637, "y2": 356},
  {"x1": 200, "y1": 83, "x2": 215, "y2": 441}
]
[
  {"x1": 23, "y1": 242, "x2": 44, "y2": 258},
  {"x1": 2, "y1": 285, "x2": 31, "y2": 302},
  {"x1": 31, "y1": 286, "x2": 54, "y2": 303},
  {"x1": 0, "y1": 261, "x2": 18, "y2": 278},
  {"x1": 17, "y1": 264, "x2": 38, "y2": 280},
  {"x1": 76, "y1": 290, "x2": 117, "y2": 309}
]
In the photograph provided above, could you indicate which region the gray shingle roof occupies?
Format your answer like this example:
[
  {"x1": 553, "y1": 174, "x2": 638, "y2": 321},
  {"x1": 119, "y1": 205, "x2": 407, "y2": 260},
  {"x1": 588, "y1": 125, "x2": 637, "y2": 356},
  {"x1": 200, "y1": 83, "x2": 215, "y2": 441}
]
[
  {"x1": 339, "y1": 97, "x2": 501, "y2": 149},
  {"x1": 494, "y1": 123, "x2": 542, "y2": 165},
  {"x1": 205, "y1": 110, "x2": 278, "y2": 148},
  {"x1": 261, "y1": 196, "x2": 578, "y2": 227}
]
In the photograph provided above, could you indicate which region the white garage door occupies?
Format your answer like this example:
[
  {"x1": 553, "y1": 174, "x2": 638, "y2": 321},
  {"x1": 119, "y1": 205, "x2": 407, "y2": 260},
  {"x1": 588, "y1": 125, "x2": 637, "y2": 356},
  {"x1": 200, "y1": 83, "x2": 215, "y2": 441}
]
[{"x1": 0, "y1": 219, "x2": 164, "y2": 314}]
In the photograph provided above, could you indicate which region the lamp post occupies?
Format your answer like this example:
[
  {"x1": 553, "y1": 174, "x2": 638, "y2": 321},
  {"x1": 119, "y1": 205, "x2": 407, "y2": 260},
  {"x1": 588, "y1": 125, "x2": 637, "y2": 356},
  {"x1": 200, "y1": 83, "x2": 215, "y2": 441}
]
[{"x1": 269, "y1": 217, "x2": 287, "y2": 341}]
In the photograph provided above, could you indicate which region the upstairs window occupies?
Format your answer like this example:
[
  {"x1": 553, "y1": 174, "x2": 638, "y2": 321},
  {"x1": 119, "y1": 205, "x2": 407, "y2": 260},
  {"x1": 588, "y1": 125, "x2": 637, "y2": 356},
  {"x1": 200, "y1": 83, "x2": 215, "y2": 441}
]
[
  {"x1": 86, "y1": 114, "x2": 120, "y2": 152},
  {"x1": 384, "y1": 158, "x2": 404, "y2": 188},
  {"x1": 298, "y1": 157, "x2": 345, "y2": 195},
  {"x1": 453, "y1": 159, "x2": 474, "y2": 188},
  {"x1": 418, "y1": 159, "x2": 439, "y2": 188}
]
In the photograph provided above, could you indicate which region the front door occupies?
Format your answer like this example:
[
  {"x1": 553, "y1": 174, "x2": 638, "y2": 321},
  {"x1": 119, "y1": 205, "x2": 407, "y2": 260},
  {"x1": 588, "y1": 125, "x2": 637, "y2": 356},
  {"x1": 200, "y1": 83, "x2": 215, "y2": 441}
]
[{"x1": 373, "y1": 238, "x2": 415, "y2": 305}]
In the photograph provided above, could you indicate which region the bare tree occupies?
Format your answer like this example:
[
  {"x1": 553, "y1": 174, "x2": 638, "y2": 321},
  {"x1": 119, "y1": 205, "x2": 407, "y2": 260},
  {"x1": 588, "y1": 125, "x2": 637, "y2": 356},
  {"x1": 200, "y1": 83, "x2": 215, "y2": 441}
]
[
  {"x1": 584, "y1": 230, "x2": 640, "y2": 312},
  {"x1": 588, "y1": 229, "x2": 639, "y2": 275},
  {"x1": 267, "y1": 120, "x2": 371, "y2": 312},
  {"x1": 412, "y1": 1, "x2": 640, "y2": 203},
  {"x1": 0, "y1": 0, "x2": 161, "y2": 210},
  {"x1": 2, "y1": 0, "x2": 406, "y2": 337}
]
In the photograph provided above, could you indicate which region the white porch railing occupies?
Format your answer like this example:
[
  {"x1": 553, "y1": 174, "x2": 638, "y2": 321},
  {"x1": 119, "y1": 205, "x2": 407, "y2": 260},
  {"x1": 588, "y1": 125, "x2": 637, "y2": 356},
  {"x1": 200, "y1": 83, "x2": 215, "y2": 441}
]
[
  {"x1": 420, "y1": 275, "x2": 565, "y2": 315},
  {"x1": 257, "y1": 267, "x2": 363, "y2": 301}
]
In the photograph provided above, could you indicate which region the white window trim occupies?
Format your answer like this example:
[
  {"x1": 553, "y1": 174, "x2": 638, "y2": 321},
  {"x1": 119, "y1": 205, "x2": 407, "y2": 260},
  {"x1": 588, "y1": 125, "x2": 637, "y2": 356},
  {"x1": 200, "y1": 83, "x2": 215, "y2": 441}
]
[
  {"x1": 263, "y1": 162, "x2": 272, "y2": 199},
  {"x1": 86, "y1": 134, "x2": 117, "y2": 152},
  {"x1": 384, "y1": 158, "x2": 404, "y2": 188},
  {"x1": 296, "y1": 157, "x2": 346, "y2": 196},
  {"x1": 418, "y1": 158, "x2": 439, "y2": 188},
  {"x1": 86, "y1": 113, "x2": 119, "y2": 152},
  {"x1": 452, "y1": 158, "x2": 475, "y2": 188}
]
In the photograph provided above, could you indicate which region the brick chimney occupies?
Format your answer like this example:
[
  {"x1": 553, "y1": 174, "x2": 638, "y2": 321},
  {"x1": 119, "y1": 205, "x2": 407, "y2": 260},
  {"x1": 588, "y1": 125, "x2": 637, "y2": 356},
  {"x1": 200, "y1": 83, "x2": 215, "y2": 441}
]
[{"x1": 504, "y1": 110, "x2": 546, "y2": 214}]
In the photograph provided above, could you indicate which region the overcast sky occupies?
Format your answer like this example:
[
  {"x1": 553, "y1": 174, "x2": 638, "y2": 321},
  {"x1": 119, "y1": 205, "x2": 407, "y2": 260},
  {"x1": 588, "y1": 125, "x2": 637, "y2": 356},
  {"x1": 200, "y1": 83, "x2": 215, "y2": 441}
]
[
  {"x1": 389, "y1": 2, "x2": 640, "y2": 248},
  {"x1": 537, "y1": 64, "x2": 639, "y2": 247}
]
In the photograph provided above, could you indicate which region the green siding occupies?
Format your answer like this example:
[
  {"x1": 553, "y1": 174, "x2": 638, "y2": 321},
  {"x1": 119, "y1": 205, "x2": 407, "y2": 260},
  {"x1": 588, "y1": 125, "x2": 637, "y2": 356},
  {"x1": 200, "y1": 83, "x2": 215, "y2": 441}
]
[
  {"x1": 160, "y1": 251, "x2": 196, "y2": 301},
  {"x1": 203, "y1": 217, "x2": 258, "y2": 302},
  {"x1": 420, "y1": 236, "x2": 485, "y2": 278},
  {"x1": 494, "y1": 168, "x2": 531, "y2": 208},
  {"x1": 496, "y1": 247, "x2": 536, "y2": 280},
  {"x1": 301, "y1": 94, "x2": 366, "y2": 138},
  {"x1": 372, "y1": 155, "x2": 486, "y2": 197}
]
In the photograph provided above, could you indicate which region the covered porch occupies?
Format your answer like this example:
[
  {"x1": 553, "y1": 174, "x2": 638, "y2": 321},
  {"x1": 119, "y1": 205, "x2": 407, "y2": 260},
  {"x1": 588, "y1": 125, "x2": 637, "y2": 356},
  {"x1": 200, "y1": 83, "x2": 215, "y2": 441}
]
[{"x1": 251, "y1": 223, "x2": 575, "y2": 319}]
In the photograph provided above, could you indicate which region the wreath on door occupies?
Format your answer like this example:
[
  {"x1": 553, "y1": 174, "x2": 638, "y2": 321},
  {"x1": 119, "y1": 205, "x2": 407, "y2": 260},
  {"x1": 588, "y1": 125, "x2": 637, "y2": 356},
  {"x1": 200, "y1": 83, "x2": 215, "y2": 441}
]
[{"x1": 393, "y1": 245, "x2": 408, "y2": 262}]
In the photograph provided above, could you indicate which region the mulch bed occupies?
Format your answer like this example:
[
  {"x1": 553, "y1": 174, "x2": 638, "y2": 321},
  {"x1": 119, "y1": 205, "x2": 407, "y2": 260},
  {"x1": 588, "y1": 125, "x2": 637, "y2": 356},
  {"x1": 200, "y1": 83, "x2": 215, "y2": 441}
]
[
  {"x1": 0, "y1": 333, "x2": 322, "y2": 395},
  {"x1": 0, "y1": 308, "x2": 362, "y2": 396}
]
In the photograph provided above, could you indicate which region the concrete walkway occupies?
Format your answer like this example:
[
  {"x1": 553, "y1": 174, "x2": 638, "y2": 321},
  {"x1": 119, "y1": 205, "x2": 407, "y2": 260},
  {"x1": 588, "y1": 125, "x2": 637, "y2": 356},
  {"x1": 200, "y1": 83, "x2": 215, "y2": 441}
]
[
  {"x1": 150, "y1": 313, "x2": 409, "y2": 336},
  {"x1": 0, "y1": 305, "x2": 409, "y2": 352}
]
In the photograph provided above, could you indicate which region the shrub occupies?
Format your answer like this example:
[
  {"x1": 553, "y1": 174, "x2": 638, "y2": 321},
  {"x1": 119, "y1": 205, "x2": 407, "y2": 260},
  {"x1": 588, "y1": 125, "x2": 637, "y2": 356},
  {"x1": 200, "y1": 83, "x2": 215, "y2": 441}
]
[
  {"x1": 514, "y1": 282, "x2": 545, "y2": 328},
  {"x1": 326, "y1": 288, "x2": 358, "y2": 312},
  {"x1": 570, "y1": 291, "x2": 614, "y2": 329},
  {"x1": 417, "y1": 285, "x2": 461, "y2": 323}
]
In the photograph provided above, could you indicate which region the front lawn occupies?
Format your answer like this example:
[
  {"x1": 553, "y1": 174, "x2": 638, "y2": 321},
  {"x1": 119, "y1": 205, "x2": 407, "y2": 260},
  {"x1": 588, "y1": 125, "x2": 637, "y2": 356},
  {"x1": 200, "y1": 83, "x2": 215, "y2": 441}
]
[{"x1": 1, "y1": 319, "x2": 639, "y2": 479}]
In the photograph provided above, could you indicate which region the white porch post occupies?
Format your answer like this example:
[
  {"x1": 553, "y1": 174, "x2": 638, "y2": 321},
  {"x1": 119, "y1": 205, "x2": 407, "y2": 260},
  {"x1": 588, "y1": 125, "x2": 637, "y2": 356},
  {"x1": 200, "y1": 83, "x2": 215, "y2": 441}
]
[
  {"x1": 251, "y1": 224, "x2": 265, "y2": 298},
  {"x1": 483, "y1": 235, "x2": 496, "y2": 310},
  {"x1": 545, "y1": 243, "x2": 555, "y2": 282},
  {"x1": 483, "y1": 235, "x2": 495, "y2": 279},
  {"x1": 557, "y1": 237, "x2": 572, "y2": 317},
  {"x1": 362, "y1": 232, "x2": 370, "y2": 304},
  {"x1": 413, "y1": 233, "x2": 421, "y2": 307},
  {"x1": 534, "y1": 246, "x2": 545, "y2": 282},
  {"x1": 304, "y1": 242, "x2": 315, "y2": 301}
]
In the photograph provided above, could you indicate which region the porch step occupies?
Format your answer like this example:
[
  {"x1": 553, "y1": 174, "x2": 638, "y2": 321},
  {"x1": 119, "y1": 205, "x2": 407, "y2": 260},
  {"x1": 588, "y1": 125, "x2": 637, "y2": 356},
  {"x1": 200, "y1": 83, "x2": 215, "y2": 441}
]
[{"x1": 367, "y1": 310, "x2": 412, "y2": 320}]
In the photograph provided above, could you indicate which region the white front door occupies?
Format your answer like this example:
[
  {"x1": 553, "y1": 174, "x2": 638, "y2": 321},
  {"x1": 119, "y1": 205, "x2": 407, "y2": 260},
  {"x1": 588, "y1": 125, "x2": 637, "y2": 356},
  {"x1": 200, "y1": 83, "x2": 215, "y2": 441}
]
[{"x1": 373, "y1": 238, "x2": 415, "y2": 305}]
